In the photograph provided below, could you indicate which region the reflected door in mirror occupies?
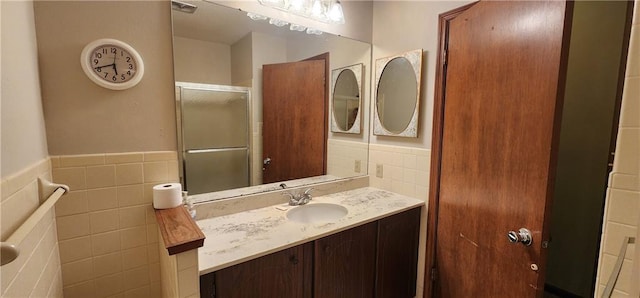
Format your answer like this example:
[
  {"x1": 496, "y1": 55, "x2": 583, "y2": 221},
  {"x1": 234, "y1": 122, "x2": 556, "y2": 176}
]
[{"x1": 262, "y1": 59, "x2": 327, "y2": 183}]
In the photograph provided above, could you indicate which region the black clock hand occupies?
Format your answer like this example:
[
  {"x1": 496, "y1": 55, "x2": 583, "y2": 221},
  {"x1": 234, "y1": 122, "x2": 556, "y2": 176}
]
[
  {"x1": 94, "y1": 63, "x2": 114, "y2": 70},
  {"x1": 112, "y1": 53, "x2": 118, "y2": 75}
]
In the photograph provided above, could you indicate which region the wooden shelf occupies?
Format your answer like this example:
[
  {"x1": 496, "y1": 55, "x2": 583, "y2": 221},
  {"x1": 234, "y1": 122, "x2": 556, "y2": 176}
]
[{"x1": 155, "y1": 206, "x2": 205, "y2": 255}]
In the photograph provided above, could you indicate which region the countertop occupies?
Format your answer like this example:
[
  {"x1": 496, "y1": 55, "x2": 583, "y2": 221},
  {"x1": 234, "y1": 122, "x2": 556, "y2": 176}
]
[{"x1": 196, "y1": 187, "x2": 424, "y2": 275}]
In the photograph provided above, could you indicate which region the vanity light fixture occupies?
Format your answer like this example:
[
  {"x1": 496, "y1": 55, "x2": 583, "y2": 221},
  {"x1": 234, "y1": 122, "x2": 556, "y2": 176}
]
[
  {"x1": 256, "y1": 0, "x2": 345, "y2": 25},
  {"x1": 290, "y1": 24, "x2": 308, "y2": 31}
]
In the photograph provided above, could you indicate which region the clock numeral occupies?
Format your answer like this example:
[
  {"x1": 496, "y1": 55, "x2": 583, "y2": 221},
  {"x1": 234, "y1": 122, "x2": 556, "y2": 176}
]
[
  {"x1": 126, "y1": 57, "x2": 131, "y2": 63},
  {"x1": 127, "y1": 71, "x2": 131, "y2": 76},
  {"x1": 121, "y1": 74, "x2": 126, "y2": 81},
  {"x1": 121, "y1": 50, "x2": 124, "y2": 56},
  {"x1": 96, "y1": 53, "x2": 102, "y2": 59},
  {"x1": 104, "y1": 72, "x2": 109, "y2": 78},
  {"x1": 128, "y1": 64, "x2": 133, "y2": 70},
  {"x1": 112, "y1": 75, "x2": 117, "y2": 82},
  {"x1": 102, "y1": 48, "x2": 107, "y2": 54},
  {"x1": 111, "y1": 48, "x2": 117, "y2": 54},
  {"x1": 93, "y1": 59, "x2": 99, "y2": 65},
  {"x1": 96, "y1": 67, "x2": 102, "y2": 73}
]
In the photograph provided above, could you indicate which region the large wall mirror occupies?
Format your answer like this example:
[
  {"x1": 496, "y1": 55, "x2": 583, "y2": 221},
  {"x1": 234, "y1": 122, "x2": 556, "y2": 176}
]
[
  {"x1": 331, "y1": 64, "x2": 363, "y2": 134},
  {"x1": 171, "y1": 0, "x2": 371, "y2": 200},
  {"x1": 373, "y1": 49, "x2": 422, "y2": 137}
]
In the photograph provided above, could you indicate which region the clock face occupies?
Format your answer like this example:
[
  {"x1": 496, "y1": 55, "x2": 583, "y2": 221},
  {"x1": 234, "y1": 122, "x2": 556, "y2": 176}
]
[
  {"x1": 80, "y1": 39, "x2": 144, "y2": 90},
  {"x1": 88, "y1": 45, "x2": 138, "y2": 83}
]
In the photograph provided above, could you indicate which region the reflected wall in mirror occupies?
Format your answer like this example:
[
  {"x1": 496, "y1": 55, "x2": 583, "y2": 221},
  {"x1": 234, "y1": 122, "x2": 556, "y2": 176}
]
[
  {"x1": 373, "y1": 49, "x2": 422, "y2": 137},
  {"x1": 331, "y1": 63, "x2": 363, "y2": 134},
  {"x1": 171, "y1": 0, "x2": 371, "y2": 200}
]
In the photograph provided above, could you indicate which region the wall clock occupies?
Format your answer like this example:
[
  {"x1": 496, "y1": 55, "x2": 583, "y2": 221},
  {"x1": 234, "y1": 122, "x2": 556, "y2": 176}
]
[{"x1": 80, "y1": 38, "x2": 144, "y2": 90}]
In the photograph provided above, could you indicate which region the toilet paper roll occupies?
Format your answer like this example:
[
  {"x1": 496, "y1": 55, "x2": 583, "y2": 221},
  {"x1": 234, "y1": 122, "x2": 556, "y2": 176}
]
[{"x1": 153, "y1": 183, "x2": 183, "y2": 209}]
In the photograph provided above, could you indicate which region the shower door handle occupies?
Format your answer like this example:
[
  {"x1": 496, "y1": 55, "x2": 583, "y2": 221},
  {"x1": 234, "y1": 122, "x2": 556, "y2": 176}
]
[{"x1": 507, "y1": 228, "x2": 532, "y2": 246}]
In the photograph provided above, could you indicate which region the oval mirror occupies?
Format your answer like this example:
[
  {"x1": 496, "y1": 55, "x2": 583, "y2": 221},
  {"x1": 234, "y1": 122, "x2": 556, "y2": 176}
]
[
  {"x1": 373, "y1": 49, "x2": 422, "y2": 137},
  {"x1": 331, "y1": 63, "x2": 363, "y2": 134}
]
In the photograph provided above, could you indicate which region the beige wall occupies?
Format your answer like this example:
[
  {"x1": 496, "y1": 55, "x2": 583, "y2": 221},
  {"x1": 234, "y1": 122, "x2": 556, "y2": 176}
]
[
  {"x1": 33, "y1": 1, "x2": 177, "y2": 155},
  {"x1": 230, "y1": 34, "x2": 253, "y2": 87},
  {"x1": 173, "y1": 36, "x2": 232, "y2": 85},
  {"x1": 1, "y1": 0, "x2": 49, "y2": 177},
  {"x1": 1, "y1": 2, "x2": 63, "y2": 297},
  {"x1": 596, "y1": 1, "x2": 640, "y2": 297}
]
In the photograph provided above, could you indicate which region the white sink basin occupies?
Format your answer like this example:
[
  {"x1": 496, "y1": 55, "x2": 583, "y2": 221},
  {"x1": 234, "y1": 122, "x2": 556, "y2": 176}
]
[{"x1": 286, "y1": 203, "x2": 348, "y2": 224}]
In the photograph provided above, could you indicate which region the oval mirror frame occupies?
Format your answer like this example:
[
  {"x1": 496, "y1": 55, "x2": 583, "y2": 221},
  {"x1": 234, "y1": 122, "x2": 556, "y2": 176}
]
[
  {"x1": 373, "y1": 49, "x2": 422, "y2": 137},
  {"x1": 331, "y1": 63, "x2": 363, "y2": 134}
]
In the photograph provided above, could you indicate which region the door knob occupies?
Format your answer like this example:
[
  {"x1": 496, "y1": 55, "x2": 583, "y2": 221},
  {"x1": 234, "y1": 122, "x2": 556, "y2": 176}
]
[
  {"x1": 507, "y1": 228, "x2": 532, "y2": 246},
  {"x1": 262, "y1": 157, "x2": 272, "y2": 171}
]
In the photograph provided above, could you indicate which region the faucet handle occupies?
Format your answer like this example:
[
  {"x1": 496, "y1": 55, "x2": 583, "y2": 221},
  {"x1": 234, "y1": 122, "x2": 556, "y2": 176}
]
[
  {"x1": 283, "y1": 192, "x2": 297, "y2": 205},
  {"x1": 282, "y1": 192, "x2": 294, "y2": 199},
  {"x1": 303, "y1": 188, "x2": 314, "y2": 195}
]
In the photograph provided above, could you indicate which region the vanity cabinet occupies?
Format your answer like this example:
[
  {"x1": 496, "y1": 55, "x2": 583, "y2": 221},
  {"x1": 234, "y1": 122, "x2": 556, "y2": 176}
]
[
  {"x1": 201, "y1": 243, "x2": 313, "y2": 298},
  {"x1": 376, "y1": 207, "x2": 421, "y2": 297},
  {"x1": 314, "y1": 222, "x2": 378, "y2": 297},
  {"x1": 200, "y1": 207, "x2": 421, "y2": 298}
]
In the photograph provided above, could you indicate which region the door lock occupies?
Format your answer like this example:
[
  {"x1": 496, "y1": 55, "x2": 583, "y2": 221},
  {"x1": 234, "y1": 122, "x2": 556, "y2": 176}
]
[{"x1": 507, "y1": 228, "x2": 532, "y2": 246}]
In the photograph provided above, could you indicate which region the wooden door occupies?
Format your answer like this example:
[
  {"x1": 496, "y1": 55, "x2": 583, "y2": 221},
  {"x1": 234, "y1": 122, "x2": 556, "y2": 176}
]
[
  {"x1": 262, "y1": 59, "x2": 326, "y2": 184},
  {"x1": 209, "y1": 243, "x2": 312, "y2": 298},
  {"x1": 427, "y1": 1, "x2": 573, "y2": 297},
  {"x1": 314, "y1": 222, "x2": 377, "y2": 298}
]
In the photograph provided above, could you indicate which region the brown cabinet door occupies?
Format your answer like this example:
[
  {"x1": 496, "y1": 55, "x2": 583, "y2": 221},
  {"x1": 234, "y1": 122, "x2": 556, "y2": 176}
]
[
  {"x1": 211, "y1": 243, "x2": 312, "y2": 298},
  {"x1": 314, "y1": 222, "x2": 377, "y2": 298},
  {"x1": 376, "y1": 207, "x2": 421, "y2": 298}
]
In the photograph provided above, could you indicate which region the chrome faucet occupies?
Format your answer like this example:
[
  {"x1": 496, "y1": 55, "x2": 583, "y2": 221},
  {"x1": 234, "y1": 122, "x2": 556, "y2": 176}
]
[{"x1": 283, "y1": 188, "x2": 314, "y2": 206}]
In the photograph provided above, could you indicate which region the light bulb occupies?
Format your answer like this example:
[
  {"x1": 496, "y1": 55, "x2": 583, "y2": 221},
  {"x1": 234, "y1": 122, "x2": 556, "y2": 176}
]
[
  {"x1": 259, "y1": 0, "x2": 286, "y2": 8},
  {"x1": 310, "y1": 0, "x2": 324, "y2": 18},
  {"x1": 289, "y1": 0, "x2": 306, "y2": 13},
  {"x1": 327, "y1": 1, "x2": 344, "y2": 24}
]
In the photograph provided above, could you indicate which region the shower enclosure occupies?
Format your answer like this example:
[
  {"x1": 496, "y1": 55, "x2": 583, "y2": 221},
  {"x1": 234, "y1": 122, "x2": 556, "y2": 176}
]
[{"x1": 175, "y1": 82, "x2": 251, "y2": 195}]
